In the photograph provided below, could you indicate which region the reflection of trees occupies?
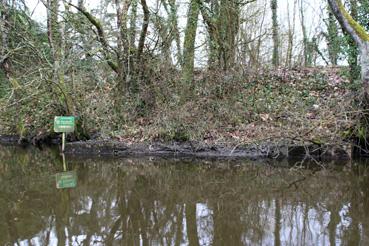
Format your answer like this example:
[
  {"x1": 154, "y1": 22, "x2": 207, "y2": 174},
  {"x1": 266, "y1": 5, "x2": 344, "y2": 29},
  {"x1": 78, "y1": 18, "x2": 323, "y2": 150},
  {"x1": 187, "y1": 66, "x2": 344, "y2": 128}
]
[
  {"x1": 274, "y1": 199, "x2": 281, "y2": 246},
  {"x1": 0, "y1": 146, "x2": 60, "y2": 245},
  {"x1": 186, "y1": 203, "x2": 200, "y2": 246},
  {"x1": 0, "y1": 147, "x2": 369, "y2": 245}
]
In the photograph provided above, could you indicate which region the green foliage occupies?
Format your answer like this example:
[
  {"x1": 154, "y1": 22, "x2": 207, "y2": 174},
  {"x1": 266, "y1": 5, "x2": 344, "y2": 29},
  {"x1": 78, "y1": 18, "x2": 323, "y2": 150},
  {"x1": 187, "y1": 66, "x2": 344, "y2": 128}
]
[{"x1": 339, "y1": 67, "x2": 362, "y2": 90}]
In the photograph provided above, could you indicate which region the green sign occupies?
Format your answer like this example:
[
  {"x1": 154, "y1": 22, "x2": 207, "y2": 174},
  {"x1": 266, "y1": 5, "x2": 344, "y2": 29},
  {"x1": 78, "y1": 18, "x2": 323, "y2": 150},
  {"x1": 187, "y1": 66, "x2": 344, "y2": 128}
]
[
  {"x1": 56, "y1": 171, "x2": 77, "y2": 189},
  {"x1": 54, "y1": 116, "x2": 75, "y2": 133}
]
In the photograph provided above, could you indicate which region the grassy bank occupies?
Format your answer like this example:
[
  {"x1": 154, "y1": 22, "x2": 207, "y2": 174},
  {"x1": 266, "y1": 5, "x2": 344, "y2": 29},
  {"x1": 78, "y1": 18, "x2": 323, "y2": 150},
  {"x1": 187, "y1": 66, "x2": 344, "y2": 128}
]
[{"x1": 0, "y1": 67, "x2": 361, "y2": 146}]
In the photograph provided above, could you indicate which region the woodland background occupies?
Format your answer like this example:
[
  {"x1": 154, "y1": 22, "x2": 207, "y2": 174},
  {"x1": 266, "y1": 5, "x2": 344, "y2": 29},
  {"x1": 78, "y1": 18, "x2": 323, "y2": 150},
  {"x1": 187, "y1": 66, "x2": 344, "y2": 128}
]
[{"x1": 0, "y1": 0, "x2": 367, "y2": 145}]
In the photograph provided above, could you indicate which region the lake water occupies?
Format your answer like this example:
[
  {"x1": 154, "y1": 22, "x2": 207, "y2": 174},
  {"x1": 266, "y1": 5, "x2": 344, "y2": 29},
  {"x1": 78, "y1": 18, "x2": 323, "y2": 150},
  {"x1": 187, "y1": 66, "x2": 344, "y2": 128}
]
[{"x1": 0, "y1": 145, "x2": 369, "y2": 245}]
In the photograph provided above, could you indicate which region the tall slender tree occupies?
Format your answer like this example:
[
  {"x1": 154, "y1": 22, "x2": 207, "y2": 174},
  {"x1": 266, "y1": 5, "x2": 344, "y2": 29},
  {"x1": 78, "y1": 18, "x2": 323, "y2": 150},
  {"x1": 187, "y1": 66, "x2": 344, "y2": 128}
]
[
  {"x1": 181, "y1": 0, "x2": 200, "y2": 91},
  {"x1": 168, "y1": 0, "x2": 182, "y2": 66},
  {"x1": 285, "y1": 0, "x2": 296, "y2": 67},
  {"x1": 299, "y1": 0, "x2": 310, "y2": 66},
  {"x1": 115, "y1": 0, "x2": 131, "y2": 93},
  {"x1": 0, "y1": 0, "x2": 10, "y2": 80},
  {"x1": 327, "y1": 7, "x2": 340, "y2": 65},
  {"x1": 347, "y1": 0, "x2": 360, "y2": 82},
  {"x1": 47, "y1": 0, "x2": 74, "y2": 114},
  {"x1": 271, "y1": 0, "x2": 279, "y2": 67}
]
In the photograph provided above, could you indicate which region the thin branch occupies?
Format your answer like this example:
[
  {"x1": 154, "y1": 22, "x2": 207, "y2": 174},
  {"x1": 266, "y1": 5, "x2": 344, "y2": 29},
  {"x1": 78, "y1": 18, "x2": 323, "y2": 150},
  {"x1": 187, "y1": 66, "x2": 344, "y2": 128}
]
[{"x1": 67, "y1": 2, "x2": 119, "y2": 73}]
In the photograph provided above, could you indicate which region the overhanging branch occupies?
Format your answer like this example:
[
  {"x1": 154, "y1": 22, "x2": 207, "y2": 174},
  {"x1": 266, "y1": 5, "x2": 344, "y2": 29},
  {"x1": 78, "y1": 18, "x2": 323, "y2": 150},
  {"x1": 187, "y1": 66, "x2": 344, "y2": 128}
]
[{"x1": 67, "y1": 2, "x2": 119, "y2": 73}]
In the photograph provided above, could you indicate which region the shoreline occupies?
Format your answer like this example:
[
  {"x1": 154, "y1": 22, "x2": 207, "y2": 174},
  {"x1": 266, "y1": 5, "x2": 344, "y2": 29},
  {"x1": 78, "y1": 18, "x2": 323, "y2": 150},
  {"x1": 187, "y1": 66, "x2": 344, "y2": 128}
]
[{"x1": 0, "y1": 134, "x2": 352, "y2": 161}]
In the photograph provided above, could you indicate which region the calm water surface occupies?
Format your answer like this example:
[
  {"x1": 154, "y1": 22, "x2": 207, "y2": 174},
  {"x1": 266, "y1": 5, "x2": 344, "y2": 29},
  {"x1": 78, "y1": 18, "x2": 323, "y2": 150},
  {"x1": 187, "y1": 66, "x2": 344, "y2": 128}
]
[{"x1": 0, "y1": 145, "x2": 369, "y2": 245}]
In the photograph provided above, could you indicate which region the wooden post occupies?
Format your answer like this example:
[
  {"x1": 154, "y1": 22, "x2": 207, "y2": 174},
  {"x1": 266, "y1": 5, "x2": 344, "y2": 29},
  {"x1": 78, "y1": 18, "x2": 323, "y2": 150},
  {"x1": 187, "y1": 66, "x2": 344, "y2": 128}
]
[
  {"x1": 62, "y1": 153, "x2": 66, "y2": 171},
  {"x1": 62, "y1": 132, "x2": 66, "y2": 152}
]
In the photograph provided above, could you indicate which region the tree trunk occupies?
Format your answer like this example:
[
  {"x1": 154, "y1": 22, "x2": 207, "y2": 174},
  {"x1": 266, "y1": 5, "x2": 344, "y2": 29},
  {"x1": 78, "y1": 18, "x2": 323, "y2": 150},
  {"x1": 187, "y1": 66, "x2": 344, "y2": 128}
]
[
  {"x1": 181, "y1": 0, "x2": 199, "y2": 94},
  {"x1": 348, "y1": 0, "x2": 360, "y2": 82},
  {"x1": 274, "y1": 199, "x2": 281, "y2": 246},
  {"x1": 137, "y1": 0, "x2": 149, "y2": 62},
  {"x1": 168, "y1": 0, "x2": 182, "y2": 66},
  {"x1": 129, "y1": 0, "x2": 138, "y2": 88},
  {"x1": 115, "y1": 0, "x2": 130, "y2": 94},
  {"x1": 0, "y1": 0, "x2": 11, "y2": 79},
  {"x1": 327, "y1": 0, "x2": 369, "y2": 96},
  {"x1": 47, "y1": 0, "x2": 74, "y2": 114},
  {"x1": 200, "y1": 0, "x2": 247, "y2": 71},
  {"x1": 198, "y1": 0, "x2": 219, "y2": 69},
  {"x1": 285, "y1": 0, "x2": 295, "y2": 67},
  {"x1": 135, "y1": 0, "x2": 149, "y2": 93},
  {"x1": 300, "y1": 0, "x2": 309, "y2": 66},
  {"x1": 129, "y1": 0, "x2": 138, "y2": 47},
  {"x1": 327, "y1": 8, "x2": 340, "y2": 65},
  {"x1": 361, "y1": 42, "x2": 369, "y2": 96},
  {"x1": 219, "y1": 0, "x2": 239, "y2": 70},
  {"x1": 271, "y1": 0, "x2": 279, "y2": 67},
  {"x1": 185, "y1": 203, "x2": 200, "y2": 246}
]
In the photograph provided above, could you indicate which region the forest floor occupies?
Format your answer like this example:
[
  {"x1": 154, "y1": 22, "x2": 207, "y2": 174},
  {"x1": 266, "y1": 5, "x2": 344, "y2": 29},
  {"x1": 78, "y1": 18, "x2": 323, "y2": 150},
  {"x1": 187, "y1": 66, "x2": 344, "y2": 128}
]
[
  {"x1": 0, "y1": 67, "x2": 362, "y2": 159},
  {"x1": 107, "y1": 67, "x2": 358, "y2": 147}
]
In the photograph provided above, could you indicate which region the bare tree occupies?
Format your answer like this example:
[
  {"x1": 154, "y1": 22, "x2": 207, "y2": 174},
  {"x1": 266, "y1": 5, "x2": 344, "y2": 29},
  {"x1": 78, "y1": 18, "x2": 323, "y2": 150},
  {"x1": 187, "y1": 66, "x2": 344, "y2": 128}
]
[{"x1": 285, "y1": 0, "x2": 297, "y2": 67}]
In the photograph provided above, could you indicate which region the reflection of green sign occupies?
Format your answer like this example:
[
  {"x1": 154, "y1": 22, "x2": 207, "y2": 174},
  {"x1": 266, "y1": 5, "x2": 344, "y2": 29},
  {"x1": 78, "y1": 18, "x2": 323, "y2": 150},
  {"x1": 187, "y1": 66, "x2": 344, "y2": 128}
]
[
  {"x1": 56, "y1": 171, "x2": 77, "y2": 189},
  {"x1": 54, "y1": 116, "x2": 75, "y2": 133}
]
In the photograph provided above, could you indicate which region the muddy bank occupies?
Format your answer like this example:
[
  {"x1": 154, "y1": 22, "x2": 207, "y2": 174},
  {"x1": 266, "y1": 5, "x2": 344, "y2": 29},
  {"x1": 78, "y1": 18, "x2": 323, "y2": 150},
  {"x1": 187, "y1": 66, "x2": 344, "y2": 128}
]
[
  {"x1": 0, "y1": 134, "x2": 59, "y2": 146},
  {"x1": 0, "y1": 135, "x2": 26, "y2": 145},
  {"x1": 0, "y1": 134, "x2": 352, "y2": 160},
  {"x1": 64, "y1": 140, "x2": 352, "y2": 161}
]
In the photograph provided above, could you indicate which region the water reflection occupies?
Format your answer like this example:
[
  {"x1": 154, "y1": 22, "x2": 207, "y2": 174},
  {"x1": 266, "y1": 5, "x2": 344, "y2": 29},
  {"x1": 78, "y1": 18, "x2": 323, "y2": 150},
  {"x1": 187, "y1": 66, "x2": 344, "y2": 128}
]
[
  {"x1": 0, "y1": 146, "x2": 369, "y2": 245},
  {"x1": 55, "y1": 154, "x2": 77, "y2": 189}
]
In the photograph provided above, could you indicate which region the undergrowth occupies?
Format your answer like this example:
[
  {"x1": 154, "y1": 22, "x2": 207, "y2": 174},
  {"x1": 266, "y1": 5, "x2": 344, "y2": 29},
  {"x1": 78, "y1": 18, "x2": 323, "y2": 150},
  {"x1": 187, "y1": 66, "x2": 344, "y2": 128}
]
[{"x1": 0, "y1": 66, "x2": 360, "y2": 145}]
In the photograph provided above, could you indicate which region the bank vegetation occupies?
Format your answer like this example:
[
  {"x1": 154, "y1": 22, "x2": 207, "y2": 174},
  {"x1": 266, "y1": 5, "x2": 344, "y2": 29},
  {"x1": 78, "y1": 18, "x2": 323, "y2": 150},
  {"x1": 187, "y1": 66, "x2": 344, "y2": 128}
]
[{"x1": 1, "y1": 0, "x2": 369, "y2": 149}]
